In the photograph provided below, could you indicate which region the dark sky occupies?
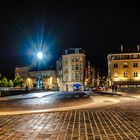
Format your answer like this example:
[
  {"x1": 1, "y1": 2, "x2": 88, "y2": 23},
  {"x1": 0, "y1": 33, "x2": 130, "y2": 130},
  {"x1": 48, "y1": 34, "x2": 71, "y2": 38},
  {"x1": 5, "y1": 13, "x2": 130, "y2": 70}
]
[{"x1": 0, "y1": 0, "x2": 140, "y2": 79}]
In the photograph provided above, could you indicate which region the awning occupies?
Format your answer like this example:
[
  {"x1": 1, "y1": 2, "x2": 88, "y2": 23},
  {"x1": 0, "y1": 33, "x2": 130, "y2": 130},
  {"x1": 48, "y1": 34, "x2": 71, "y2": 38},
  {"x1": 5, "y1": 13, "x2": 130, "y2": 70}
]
[{"x1": 74, "y1": 83, "x2": 81, "y2": 87}]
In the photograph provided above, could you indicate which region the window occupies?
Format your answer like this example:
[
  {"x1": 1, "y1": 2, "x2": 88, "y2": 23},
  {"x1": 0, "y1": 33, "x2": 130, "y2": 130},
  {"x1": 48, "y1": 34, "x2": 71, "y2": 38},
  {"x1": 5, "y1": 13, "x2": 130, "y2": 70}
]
[
  {"x1": 65, "y1": 66, "x2": 68, "y2": 71},
  {"x1": 113, "y1": 63, "x2": 118, "y2": 68},
  {"x1": 134, "y1": 72, "x2": 138, "y2": 77},
  {"x1": 72, "y1": 73, "x2": 74, "y2": 81},
  {"x1": 79, "y1": 64, "x2": 82, "y2": 70},
  {"x1": 65, "y1": 58, "x2": 68, "y2": 63},
  {"x1": 71, "y1": 57, "x2": 74, "y2": 62},
  {"x1": 65, "y1": 74, "x2": 68, "y2": 81},
  {"x1": 75, "y1": 64, "x2": 79, "y2": 70},
  {"x1": 72, "y1": 65, "x2": 74, "y2": 70},
  {"x1": 75, "y1": 73, "x2": 79, "y2": 81},
  {"x1": 133, "y1": 63, "x2": 138, "y2": 67},
  {"x1": 114, "y1": 72, "x2": 118, "y2": 78},
  {"x1": 124, "y1": 72, "x2": 128, "y2": 77},
  {"x1": 75, "y1": 57, "x2": 79, "y2": 62},
  {"x1": 123, "y1": 63, "x2": 128, "y2": 68}
]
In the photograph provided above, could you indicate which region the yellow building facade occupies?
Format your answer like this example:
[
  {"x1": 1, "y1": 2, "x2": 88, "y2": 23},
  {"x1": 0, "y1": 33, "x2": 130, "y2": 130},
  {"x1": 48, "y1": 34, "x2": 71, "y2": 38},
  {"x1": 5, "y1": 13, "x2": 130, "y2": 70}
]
[
  {"x1": 58, "y1": 48, "x2": 86, "y2": 91},
  {"x1": 107, "y1": 53, "x2": 140, "y2": 86},
  {"x1": 15, "y1": 67, "x2": 57, "y2": 90}
]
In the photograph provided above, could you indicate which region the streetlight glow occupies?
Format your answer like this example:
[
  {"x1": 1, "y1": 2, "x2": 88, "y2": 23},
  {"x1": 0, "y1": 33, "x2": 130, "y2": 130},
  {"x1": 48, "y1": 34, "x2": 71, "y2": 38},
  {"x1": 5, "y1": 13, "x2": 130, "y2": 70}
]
[{"x1": 37, "y1": 52, "x2": 43, "y2": 60}]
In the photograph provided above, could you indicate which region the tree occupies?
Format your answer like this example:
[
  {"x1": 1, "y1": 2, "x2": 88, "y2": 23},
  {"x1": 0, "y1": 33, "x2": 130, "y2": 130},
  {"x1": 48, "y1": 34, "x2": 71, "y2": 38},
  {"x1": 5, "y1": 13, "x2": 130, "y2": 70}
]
[
  {"x1": 13, "y1": 75, "x2": 24, "y2": 87},
  {"x1": 8, "y1": 80, "x2": 13, "y2": 87},
  {"x1": 0, "y1": 76, "x2": 8, "y2": 87},
  {"x1": 99, "y1": 76, "x2": 108, "y2": 87}
]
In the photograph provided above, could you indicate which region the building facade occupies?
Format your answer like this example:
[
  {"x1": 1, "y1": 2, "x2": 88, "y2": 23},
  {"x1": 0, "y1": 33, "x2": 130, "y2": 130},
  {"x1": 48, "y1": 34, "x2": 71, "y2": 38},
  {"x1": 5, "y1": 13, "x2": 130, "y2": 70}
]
[
  {"x1": 15, "y1": 66, "x2": 57, "y2": 90},
  {"x1": 56, "y1": 48, "x2": 96, "y2": 91},
  {"x1": 107, "y1": 52, "x2": 140, "y2": 86}
]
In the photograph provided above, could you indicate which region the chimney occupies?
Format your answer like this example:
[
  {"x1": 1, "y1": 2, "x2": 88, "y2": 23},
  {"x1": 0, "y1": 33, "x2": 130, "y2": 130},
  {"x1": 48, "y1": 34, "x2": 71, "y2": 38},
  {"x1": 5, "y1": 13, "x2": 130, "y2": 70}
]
[
  {"x1": 121, "y1": 44, "x2": 123, "y2": 52},
  {"x1": 137, "y1": 45, "x2": 139, "y2": 52}
]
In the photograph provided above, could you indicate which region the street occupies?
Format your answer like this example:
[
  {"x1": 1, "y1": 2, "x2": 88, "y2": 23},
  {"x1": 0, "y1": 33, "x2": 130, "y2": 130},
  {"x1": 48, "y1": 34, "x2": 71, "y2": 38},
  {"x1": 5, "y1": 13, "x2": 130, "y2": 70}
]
[{"x1": 0, "y1": 91, "x2": 140, "y2": 139}]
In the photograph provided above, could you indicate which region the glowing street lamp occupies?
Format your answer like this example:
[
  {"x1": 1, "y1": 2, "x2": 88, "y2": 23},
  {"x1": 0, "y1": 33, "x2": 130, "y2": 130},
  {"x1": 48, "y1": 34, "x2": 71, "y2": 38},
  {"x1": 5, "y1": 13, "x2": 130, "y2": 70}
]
[{"x1": 37, "y1": 52, "x2": 43, "y2": 60}]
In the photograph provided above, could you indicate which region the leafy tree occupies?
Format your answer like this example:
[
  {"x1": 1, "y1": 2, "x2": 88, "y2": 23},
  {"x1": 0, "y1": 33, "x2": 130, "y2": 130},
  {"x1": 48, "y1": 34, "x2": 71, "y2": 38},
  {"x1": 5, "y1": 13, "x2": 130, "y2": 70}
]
[
  {"x1": 8, "y1": 80, "x2": 13, "y2": 87},
  {"x1": 13, "y1": 75, "x2": 24, "y2": 87},
  {"x1": 0, "y1": 76, "x2": 8, "y2": 87},
  {"x1": 99, "y1": 76, "x2": 108, "y2": 87}
]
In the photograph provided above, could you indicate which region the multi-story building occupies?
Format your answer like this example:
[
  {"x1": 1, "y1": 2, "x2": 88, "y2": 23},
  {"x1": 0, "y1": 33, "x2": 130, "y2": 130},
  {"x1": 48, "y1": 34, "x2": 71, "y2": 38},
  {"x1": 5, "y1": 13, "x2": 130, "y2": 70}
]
[
  {"x1": 107, "y1": 52, "x2": 140, "y2": 86},
  {"x1": 15, "y1": 66, "x2": 57, "y2": 90},
  {"x1": 61, "y1": 48, "x2": 86, "y2": 91},
  {"x1": 56, "y1": 48, "x2": 96, "y2": 91}
]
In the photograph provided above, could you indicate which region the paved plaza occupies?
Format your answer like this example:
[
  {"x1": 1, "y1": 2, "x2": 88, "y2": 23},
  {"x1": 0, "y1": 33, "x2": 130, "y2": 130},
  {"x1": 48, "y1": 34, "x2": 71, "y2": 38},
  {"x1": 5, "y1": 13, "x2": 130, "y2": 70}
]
[{"x1": 0, "y1": 92, "x2": 140, "y2": 139}]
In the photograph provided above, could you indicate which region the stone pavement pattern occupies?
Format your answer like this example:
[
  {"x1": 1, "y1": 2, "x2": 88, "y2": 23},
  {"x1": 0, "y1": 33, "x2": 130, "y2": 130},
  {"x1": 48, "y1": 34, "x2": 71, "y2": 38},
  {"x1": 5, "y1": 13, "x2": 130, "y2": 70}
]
[{"x1": 0, "y1": 100, "x2": 140, "y2": 140}]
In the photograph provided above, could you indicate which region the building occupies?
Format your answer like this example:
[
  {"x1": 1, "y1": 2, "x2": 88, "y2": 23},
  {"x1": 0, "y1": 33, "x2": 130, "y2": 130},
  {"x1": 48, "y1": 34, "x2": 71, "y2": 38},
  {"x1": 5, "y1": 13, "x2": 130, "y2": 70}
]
[
  {"x1": 57, "y1": 48, "x2": 86, "y2": 91},
  {"x1": 56, "y1": 48, "x2": 96, "y2": 91},
  {"x1": 15, "y1": 66, "x2": 57, "y2": 90},
  {"x1": 107, "y1": 52, "x2": 140, "y2": 87}
]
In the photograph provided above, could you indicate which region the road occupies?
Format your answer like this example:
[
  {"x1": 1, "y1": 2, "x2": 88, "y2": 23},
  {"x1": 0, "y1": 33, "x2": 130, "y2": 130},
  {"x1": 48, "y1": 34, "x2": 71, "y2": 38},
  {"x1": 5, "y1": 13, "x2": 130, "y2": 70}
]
[{"x1": 0, "y1": 91, "x2": 140, "y2": 139}]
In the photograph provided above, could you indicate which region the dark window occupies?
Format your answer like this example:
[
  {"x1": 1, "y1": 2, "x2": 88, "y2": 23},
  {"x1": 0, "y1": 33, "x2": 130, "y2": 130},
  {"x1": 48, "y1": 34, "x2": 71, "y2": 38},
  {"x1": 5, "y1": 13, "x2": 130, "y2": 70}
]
[
  {"x1": 124, "y1": 72, "x2": 128, "y2": 77},
  {"x1": 76, "y1": 64, "x2": 79, "y2": 70},
  {"x1": 113, "y1": 63, "x2": 118, "y2": 68},
  {"x1": 134, "y1": 72, "x2": 138, "y2": 77},
  {"x1": 133, "y1": 63, "x2": 138, "y2": 67}
]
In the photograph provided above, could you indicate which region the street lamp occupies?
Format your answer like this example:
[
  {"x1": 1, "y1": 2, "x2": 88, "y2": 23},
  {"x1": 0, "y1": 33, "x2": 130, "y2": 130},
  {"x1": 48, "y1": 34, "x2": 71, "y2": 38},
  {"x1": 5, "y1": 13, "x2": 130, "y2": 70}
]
[
  {"x1": 37, "y1": 52, "x2": 43, "y2": 60},
  {"x1": 37, "y1": 51, "x2": 43, "y2": 89}
]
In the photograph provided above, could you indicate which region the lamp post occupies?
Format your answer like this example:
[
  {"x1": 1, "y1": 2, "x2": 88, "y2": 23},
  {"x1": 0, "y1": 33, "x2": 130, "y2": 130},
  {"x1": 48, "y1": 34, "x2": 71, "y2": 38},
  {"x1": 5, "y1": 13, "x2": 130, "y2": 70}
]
[{"x1": 37, "y1": 51, "x2": 43, "y2": 89}]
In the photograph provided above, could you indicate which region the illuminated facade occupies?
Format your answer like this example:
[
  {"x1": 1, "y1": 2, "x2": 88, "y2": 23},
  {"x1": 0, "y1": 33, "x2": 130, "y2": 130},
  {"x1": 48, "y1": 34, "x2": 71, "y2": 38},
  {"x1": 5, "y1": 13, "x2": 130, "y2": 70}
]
[
  {"x1": 15, "y1": 67, "x2": 57, "y2": 90},
  {"x1": 56, "y1": 48, "x2": 96, "y2": 91},
  {"x1": 61, "y1": 48, "x2": 86, "y2": 91},
  {"x1": 107, "y1": 52, "x2": 140, "y2": 86}
]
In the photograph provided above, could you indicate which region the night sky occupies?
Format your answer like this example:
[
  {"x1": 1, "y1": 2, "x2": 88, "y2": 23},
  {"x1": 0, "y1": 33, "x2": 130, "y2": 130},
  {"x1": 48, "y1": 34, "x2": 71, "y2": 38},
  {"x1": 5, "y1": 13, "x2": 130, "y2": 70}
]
[{"x1": 0, "y1": 1, "x2": 140, "y2": 79}]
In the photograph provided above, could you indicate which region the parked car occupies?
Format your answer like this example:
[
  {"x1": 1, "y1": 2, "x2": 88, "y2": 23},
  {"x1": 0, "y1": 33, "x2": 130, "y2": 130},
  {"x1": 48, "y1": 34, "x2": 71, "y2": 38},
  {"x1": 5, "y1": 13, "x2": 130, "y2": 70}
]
[{"x1": 94, "y1": 87, "x2": 104, "y2": 92}]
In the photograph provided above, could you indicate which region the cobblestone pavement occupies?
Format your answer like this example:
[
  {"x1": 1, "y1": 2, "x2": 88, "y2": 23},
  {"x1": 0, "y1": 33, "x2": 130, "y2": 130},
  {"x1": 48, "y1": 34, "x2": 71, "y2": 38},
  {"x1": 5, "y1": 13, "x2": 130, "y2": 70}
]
[{"x1": 0, "y1": 97, "x2": 140, "y2": 139}]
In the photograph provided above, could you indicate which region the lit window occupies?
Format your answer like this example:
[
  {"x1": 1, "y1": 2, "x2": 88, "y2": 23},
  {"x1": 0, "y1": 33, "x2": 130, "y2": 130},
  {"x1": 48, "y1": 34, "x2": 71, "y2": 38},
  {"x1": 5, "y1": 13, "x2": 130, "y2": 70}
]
[
  {"x1": 114, "y1": 72, "x2": 118, "y2": 78},
  {"x1": 134, "y1": 72, "x2": 138, "y2": 77},
  {"x1": 124, "y1": 72, "x2": 128, "y2": 77},
  {"x1": 123, "y1": 63, "x2": 128, "y2": 68}
]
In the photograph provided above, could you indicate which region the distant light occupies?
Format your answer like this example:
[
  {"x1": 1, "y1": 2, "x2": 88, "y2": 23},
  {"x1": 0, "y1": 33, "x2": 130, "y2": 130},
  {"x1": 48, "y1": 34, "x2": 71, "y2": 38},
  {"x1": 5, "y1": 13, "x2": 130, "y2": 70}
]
[{"x1": 37, "y1": 52, "x2": 43, "y2": 60}]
